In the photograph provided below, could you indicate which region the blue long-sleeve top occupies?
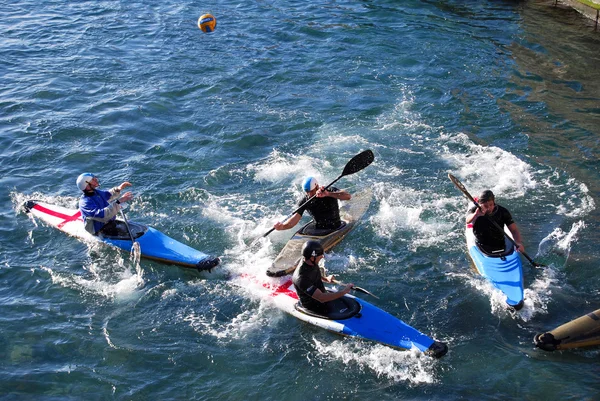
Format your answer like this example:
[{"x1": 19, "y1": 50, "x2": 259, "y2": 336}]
[{"x1": 79, "y1": 187, "x2": 121, "y2": 235}]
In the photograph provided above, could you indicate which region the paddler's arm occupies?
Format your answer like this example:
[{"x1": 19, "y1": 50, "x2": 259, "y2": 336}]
[
  {"x1": 466, "y1": 207, "x2": 483, "y2": 224},
  {"x1": 316, "y1": 187, "x2": 351, "y2": 201},
  {"x1": 273, "y1": 212, "x2": 302, "y2": 231},
  {"x1": 312, "y1": 284, "x2": 354, "y2": 303},
  {"x1": 507, "y1": 222, "x2": 525, "y2": 253}
]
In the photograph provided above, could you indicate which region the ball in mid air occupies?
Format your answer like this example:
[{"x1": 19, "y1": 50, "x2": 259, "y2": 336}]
[{"x1": 198, "y1": 14, "x2": 216, "y2": 32}]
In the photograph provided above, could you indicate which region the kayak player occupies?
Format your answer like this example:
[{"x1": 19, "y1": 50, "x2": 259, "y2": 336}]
[
  {"x1": 292, "y1": 241, "x2": 354, "y2": 315},
  {"x1": 272, "y1": 176, "x2": 351, "y2": 235},
  {"x1": 76, "y1": 173, "x2": 134, "y2": 236},
  {"x1": 466, "y1": 190, "x2": 525, "y2": 255}
]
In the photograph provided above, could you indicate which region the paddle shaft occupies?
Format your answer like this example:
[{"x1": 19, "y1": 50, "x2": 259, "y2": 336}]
[
  {"x1": 327, "y1": 277, "x2": 379, "y2": 299},
  {"x1": 448, "y1": 173, "x2": 544, "y2": 268},
  {"x1": 120, "y1": 209, "x2": 137, "y2": 245}
]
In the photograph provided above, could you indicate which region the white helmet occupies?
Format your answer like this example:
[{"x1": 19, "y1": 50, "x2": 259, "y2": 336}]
[{"x1": 76, "y1": 173, "x2": 96, "y2": 191}]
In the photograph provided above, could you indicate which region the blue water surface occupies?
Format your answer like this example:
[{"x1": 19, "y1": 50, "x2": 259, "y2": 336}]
[{"x1": 1, "y1": 0, "x2": 599, "y2": 399}]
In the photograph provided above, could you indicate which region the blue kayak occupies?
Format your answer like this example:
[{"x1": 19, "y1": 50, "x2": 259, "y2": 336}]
[
  {"x1": 466, "y1": 224, "x2": 524, "y2": 309},
  {"x1": 24, "y1": 200, "x2": 220, "y2": 272},
  {"x1": 251, "y1": 276, "x2": 448, "y2": 357}
]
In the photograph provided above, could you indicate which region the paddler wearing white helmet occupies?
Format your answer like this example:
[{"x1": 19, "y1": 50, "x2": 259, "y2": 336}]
[{"x1": 76, "y1": 173, "x2": 134, "y2": 236}]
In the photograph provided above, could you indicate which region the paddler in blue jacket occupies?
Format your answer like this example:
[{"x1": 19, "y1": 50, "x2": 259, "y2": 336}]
[
  {"x1": 76, "y1": 173, "x2": 134, "y2": 236},
  {"x1": 292, "y1": 241, "x2": 354, "y2": 314},
  {"x1": 273, "y1": 176, "x2": 351, "y2": 235},
  {"x1": 466, "y1": 190, "x2": 525, "y2": 255}
]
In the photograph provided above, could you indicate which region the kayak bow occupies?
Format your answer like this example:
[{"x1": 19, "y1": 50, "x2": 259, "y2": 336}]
[{"x1": 535, "y1": 308, "x2": 600, "y2": 351}]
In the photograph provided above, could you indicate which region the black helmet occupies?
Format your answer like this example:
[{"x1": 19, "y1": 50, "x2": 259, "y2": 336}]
[
  {"x1": 302, "y1": 240, "x2": 324, "y2": 260},
  {"x1": 478, "y1": 190, "x2": 495, "y2": 203}
]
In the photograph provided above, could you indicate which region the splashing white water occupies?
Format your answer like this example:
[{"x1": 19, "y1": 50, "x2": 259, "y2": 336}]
[
  {"x1": 249, "y1": 149, "x2": 326, "y2": 185},
  {"x1": 40, "y1": 249, "x2": 144, "y2": 303},
  {"x1": 312, "y1": 338, "x2": 438, "y2": 385},
  {"x1": 439, "y1": 132, "x2": 536, "y2": 199},
  {"x1": 537, "y1": 221, "x2": 585, "y2": 265}
]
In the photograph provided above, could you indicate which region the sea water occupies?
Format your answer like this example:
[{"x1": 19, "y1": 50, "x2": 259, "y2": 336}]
[{"x1": 1, "y1": 0, "x2": 599, "y2": 399}]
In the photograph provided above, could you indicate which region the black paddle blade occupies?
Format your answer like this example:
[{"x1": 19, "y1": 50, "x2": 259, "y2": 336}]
[{"x1": 341, "y1": 150, "x2": 375, "y2": 177}]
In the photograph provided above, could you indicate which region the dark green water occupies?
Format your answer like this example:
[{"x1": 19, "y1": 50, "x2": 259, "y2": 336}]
[{"x1": 1, "y1": 0, "x2": 599, "y2": 399}]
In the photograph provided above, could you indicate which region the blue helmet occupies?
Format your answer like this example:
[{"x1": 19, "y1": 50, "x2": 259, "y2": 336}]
[
  {"x1": 302, "y1": 176, "x2": 318, "y2": 192},
  {"x1": 76, "y1": 173, "x2": 96, "y2": 191}
]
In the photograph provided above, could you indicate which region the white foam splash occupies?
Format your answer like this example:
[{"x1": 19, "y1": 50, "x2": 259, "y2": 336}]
[
  {"x1": 518, "y1": 266, "x2": 561, "y2": 322},
  {"x1": 440, "y1": 133, "x2": 536, "y2": 199},
  {"x1": 538, "y1": 221, "x2": 585, "y2": 266},
  {"x1": 10, "y1": 191, "x2": 78, "y2": 212},
  {"x1": 312, "y1": 338, "x2": 438, "y2": 384},
  {"x1": 249, "y1": 149, "x2": 324, "y2": 185},
  {"x1": 370, "y1": 183, "x2": 456, "y2": 250},
  {"x1": 184, "y1": 300, "x2": 274, "y2": 342},
  {"x1": 39, "y1": 252, "x2": 144, "y2": 303}
]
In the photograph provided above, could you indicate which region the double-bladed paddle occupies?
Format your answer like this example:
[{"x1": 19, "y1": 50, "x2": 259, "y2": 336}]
[
  {"x1": 253, "y1": 149, "x2": 375, "y2": 244},
  {"x1": 448, "y1": 173, "x2": 546, "y2": 268}
]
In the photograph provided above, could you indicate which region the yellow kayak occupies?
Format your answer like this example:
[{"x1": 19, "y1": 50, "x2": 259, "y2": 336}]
[{"x1": 535, "y1": 308, "x2": 600, "y2": 351}]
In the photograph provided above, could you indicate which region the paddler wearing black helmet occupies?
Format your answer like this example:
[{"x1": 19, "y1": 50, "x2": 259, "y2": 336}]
[
  {"x1": 466, "y1": 189, "x2": 525, "y2": 255},
  {"x1": 292, "y1": 240, "x2": 354, "y2": 314}
]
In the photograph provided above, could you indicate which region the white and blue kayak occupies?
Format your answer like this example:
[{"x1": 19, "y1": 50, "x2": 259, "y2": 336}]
[
  {"x1": 23, "y1": 200, "x2": 220, "y2": 271},
  {"x1": 466, "y1": 222, "x2": 524, "y2": 310},
  {"x1": 242, "y1": 275, "x2": 448, "y2": 357}
]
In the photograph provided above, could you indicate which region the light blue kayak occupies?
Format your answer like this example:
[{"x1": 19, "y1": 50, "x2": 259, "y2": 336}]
[
  {"x1": 24, "y1": 200, "x2": 220, "y2": 272},
  {"x1": 466, "y1": 224, "x2": 524, "y2": 309}
]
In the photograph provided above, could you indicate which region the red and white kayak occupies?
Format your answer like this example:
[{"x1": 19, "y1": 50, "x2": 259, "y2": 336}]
[{"x1": 239, "y1": 274, "x2": 448, "y2": 357}]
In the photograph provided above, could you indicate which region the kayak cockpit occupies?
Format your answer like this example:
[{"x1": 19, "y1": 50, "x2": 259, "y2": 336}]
[
  {"x1": 476, "y1": 236, "x2": 515, "y2": 258},
  {"x1": 298, "y1": 221, "x2": 347, "y2": 236},
  {"x1": 99, "y1": 220, "x2": 147, "y2": 240},
  {"x1": 294, "y1": 296, "x2": 362, "y2": 320}
]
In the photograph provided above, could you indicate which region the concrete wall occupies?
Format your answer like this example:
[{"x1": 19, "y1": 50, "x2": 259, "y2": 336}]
[{"x1": 559, "y1": 0, "x2": 600, "y2": 27}]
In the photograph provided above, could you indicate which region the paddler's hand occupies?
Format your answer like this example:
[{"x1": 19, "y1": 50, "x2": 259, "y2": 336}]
[
  {"x1": 118, "y1": 182, "x2": 132, "y2": 192},
  {"x1": 342, "y1": 283, "x2": 354, "y2": 294},
  {"x1": 516, "y1": 242, "x2": 525, "y2": 253},
  {"x1": 322, "y1": 274, "x2": 334, "y2": 283},
  {"x1": 316, "y1": 186, "x2": 329, "y2": 198},
  {"x1": 273, "y1": 221, "x2": 285, "y2": 231},
  {"x1": 467, "y1": 207, "x2": 484, "y2": 224},
  {"x1": 119, "y1": 191, "x2": 134, "y2": 203}
]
